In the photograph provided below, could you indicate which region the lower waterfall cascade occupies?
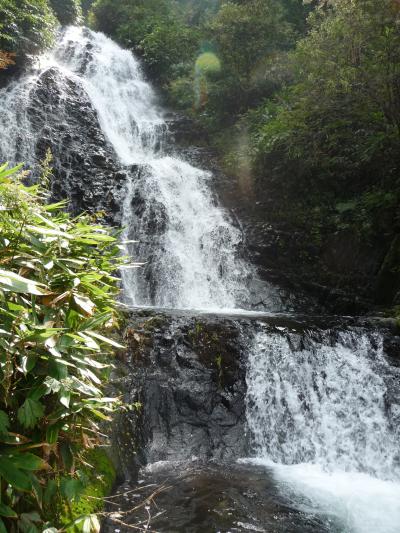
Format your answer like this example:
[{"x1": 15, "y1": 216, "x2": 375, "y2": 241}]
[
  {"x1": 1, "y1": 25, "x2": 400, "y2": 533},
  {"x1": 244, "y1": 328, "x2": 400, "y2": 532}
]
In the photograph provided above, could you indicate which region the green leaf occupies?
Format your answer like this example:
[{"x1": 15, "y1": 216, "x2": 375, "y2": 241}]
[
  {"x1": 18, "y1": 511, "x2": 41, "y2": 533},
  {"x1": 48, "y1": 360, "x2": 69, "y2": 380},
  {"x1": 17, "y1": 399, "x2": 45, "y2": 429},
  {"x1": 59, "y1": 389, "x2": 71, "y2": 408},
  {"x1": 0, "y1": 410, "x2": 10, "y2": 435},
  {"x1": 44, "y1": 377, "x2": 61, "y2": 394},
  {"x1": 0, "y1": 163, "x2": 23, "y2": 179},
  {"x1": 0, "y1": 502, "x2": 17, "y2": 518},
  {"x1": 60, "y1": 442, "x2": 74, "y2": 472},
  {"x1": 18, "y1": 522, "x2": 39, "y2": 533},
  {"x1": 28, "y1": 383, "x2": 48, "y2": 401},
  {"x1": 43, "y1": 479, "x2": 57, "y2": 505},
  {"x1": 0, "y1": 457, "x2": 31, "y2": 491},
  {"x1": 46, "y1": 423, "x2": 60, "y2": 445},
  {"x1": 9, "y1": 453, "x2": 46, "y2": 471},
  {"x1": 79, "y1": 312, "x2": 113, "y2": 331},
  {"x1": 28, "y1": 472, "x2": 42, "y2": 506},
  {"x1": 20, "y1": 512, "x2": 41, "y2": 523},
  {"x1": 91, "y1": 409, "x2": 111, "y2": 421},
  {"x1": 26, "y1": 225, "x2": 72, "y2": 239},
  {"x1": 20, "y1": 355, "x2": 37, "y2": 374},
  {"x1": 0, "y1": 269, "x2": 48, "y2": 295},
  {"x1": 85, "y1": 331, "x2": 124, "y2": 349},
  {"x1": 0, "y1": 518, "x2": 7, "y2": 533},
  {"x1": 60, "y1": 478, "x2": 83, "y2": 501}
]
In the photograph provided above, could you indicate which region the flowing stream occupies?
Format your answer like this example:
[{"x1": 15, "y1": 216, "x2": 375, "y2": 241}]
[{"x1": 1, "y1": 26, "x2": 399, "y2": 532}]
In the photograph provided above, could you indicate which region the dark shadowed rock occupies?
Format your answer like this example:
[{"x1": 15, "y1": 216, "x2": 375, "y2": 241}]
[{"x1": 25, "y1": 67, "x2": 127, "y2": 223}]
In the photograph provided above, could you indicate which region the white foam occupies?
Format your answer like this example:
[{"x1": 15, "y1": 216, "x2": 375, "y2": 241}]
[
  {"x1": 243, "y1": 458, "x2": 400, "y2": 533},
  {"x1": 244, "y1": 330, "x2": 400, "y2": 532}
]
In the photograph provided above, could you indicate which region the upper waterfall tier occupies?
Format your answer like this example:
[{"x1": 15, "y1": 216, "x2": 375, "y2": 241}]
[{"x1": 0, "y1": 26, "x2": 281, "y2": 312}]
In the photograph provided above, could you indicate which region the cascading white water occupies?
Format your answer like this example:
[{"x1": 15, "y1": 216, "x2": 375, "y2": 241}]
[
  {"x1": 0, "y1": 26, "x2": 275, "y2": 311},
  {"x1": 245, "y1": 328, "x2": 400, "y2": 532}
]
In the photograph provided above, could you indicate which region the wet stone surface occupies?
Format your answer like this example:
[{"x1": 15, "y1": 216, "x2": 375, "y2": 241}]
[{"x1": 102, "y1": 461, "x2": 336, "y2": 533}]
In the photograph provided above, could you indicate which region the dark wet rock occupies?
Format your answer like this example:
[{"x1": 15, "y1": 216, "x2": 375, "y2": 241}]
[
  {"x1": 102, "y1": 462, "x2": 333, "y2": 533},
  {"x1": 164, "y1": 111, "x2": 210, "y2": 149},
  {"x1": 109, "y1": 310, "x2": 400, "y2": 481},
  {"x1": 24, "y1": 67, "x2": 127, "y2": 223},
  {"x1": 383, "y1": 334, "x2": 400, "y2": 365},
  {"x1": 110, "y1": 313, "x2": 249, "y2": 477}
]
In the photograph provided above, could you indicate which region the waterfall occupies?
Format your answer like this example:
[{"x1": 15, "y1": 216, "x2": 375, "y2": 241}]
[
  {"x1": 245, "y1": 327, "x2": 400, "y2": 532},
  {"x1": 0, "y1": 26, "x2": 279, "y2": 311},
  {"x1": 2, "y1": 25, "x2": 400, "y2": 533}
]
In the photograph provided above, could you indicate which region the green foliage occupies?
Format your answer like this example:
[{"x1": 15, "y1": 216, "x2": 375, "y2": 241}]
[
  {"x1": 89, "y1": 0, "x2": 300, "y2": 124},
  {"x1": 253, "y1": 0, "x2": 400, "y2": 236},
  {"x1": 60, "y1": 448, "x2": 116, "y2": 526},
  {"x1": 90, "y1": 0, "x2": 198, "y2": 83},
  {"x1": 0, "y1": 161, "x2": 126, "y2": 532},
  {"x1": 257, "y1": 0, "x2": 400, "y2": 169},
  {"x1": 81, "y1": 0, "x2": 95, "y2": 15},
  {"x1": 0, "y1": 0, "x2": 57, "y2": 59},
  {"x1": 50, "y1": 0, "x2": 82, "y2": 25}
]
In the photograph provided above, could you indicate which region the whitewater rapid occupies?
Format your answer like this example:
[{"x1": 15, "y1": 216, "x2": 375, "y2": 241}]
[{"x1": 244, "y1": 329, "x2": 400, "y2": 533}]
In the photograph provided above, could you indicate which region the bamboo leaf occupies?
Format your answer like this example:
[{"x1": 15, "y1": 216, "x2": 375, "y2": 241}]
[
  {"x1": 85, "y1": 330, "x2": 124, "y2": 349},
  {"x1": 0, "y1": 269, "x2": 48, "y2": 295},
  {"x1": 0, "y1": 503, "x2": 17, "y2": 518},
  {"x1": 0, "y1": 457, "x2": 31, "y2": 491},
  {"x1": 0, "y1": 410, "x2": 10, "y2": 436},
  {"x1": 8, "y1": 452, "x2": 47, "y2": 471},
  {"x1": 72, "y1": 294, "x2": 96, "y2": 317}
]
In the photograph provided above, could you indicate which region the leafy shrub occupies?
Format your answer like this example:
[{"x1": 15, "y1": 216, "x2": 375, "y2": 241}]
[
  {"x1": 50, "y1": 0, "x2": 82, "y2": 25},
  {"x1": 0, "y1": 161, "x2": 127, "y2": 532},
  {"x1": 256, "y1": 0, "x2": 400, "y2": 187},
  {"x1": 0, "y1": 0, "x2": 56, "y2": 60},
  {"x1": 90, "y1": 0, "x2": 198, "y2": 83}
]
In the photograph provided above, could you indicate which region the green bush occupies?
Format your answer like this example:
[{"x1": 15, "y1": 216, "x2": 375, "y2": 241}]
[
  {"x1": 0, "y1": 0, "x2": 56, "y2": 59},
  {"x1": 50, "y1": 0, "x2": 82, "y2": 25},
  {"x1": 0, "y1": 160, "x2": 127, "y2": 532},
  {"x1": 59, "y1": 448, "x2": 116, "y2": 527},
  {"x1": 90, "y1": 0, "x2": 198, "y2": 83},
  {"x1": 254, "y1": 0, "x2": 400, "y2": 201}
]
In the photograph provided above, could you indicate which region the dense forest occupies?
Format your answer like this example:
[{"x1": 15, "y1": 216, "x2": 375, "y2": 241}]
[{"x1": 1, "y1": 0, "x2": 400, "y2": 531}]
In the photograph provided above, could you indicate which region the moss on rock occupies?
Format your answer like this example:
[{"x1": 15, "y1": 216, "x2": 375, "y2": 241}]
[{"x1": 60, "y1": 447, "x2": 116, "y2": 530}]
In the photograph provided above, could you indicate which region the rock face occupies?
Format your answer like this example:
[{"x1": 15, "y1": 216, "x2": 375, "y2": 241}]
[
  {"x1": 111, "y1": 312, "x2": 249, "y2": 477},
  {"x1": 25, "y1": 67, "x2": 128, "y2": 222}
]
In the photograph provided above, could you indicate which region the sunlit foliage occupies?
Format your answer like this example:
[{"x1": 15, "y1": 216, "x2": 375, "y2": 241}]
[
  {"x1": 0, "y1": 160, "x2": 126, "y2": 531},
  {"x1": 0, "y1": 0, "x2": 56, "y2": 59}
]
